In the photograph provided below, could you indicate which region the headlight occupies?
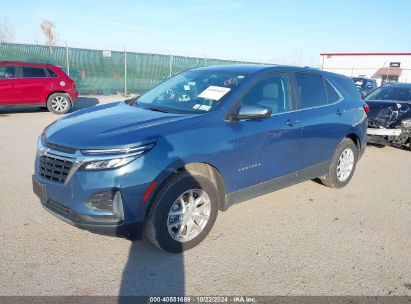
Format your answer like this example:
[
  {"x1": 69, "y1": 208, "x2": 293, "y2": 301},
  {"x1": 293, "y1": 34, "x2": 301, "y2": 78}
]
[
  {"x1": 83, "y1": 156, "x2": 136, "y2": 170},
  {"x1": 80, "y1": 143, "x2": 155, "y2": 170},
  {"x1": 401, "y1": 119, "x2": 411, "y2": 128}
]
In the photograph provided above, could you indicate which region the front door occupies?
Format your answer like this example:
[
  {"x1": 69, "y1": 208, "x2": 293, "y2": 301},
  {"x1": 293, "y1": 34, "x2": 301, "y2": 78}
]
[
  {"x1": 0, "y1": 66, "x2": 19, "y2": 105},
  {"x1": 230, "y1": 72, "x2": 302, "y2": 194}
]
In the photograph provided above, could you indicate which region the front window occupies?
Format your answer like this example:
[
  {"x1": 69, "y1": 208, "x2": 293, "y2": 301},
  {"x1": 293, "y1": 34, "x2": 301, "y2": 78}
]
[
  {"x1": 0, "y1": 66, "x2": 16, "y2": 79},
  {"x1": 365, "y1": 86, "x2": 411, "y2": 102},
  {"x1": 135, "y1": 70, "x2": 248, "y2": 114},
  {"x1": 239, "y1": 73, "x2": 291, "y2": 113}
]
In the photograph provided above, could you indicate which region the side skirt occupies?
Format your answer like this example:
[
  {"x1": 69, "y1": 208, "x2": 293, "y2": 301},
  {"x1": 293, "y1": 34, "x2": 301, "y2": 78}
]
[
  {"x1": 0, "y1": 104, "x2": 45, "y2": 108},
  {"x1": 223, "y1": 161, "x2": 329, "y2": 211}
]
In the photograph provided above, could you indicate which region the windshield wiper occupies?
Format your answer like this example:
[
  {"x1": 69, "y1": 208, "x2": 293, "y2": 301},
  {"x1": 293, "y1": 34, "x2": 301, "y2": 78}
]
[{"x1": 141, "y1": 106, "x2": 172, "y2": 113}]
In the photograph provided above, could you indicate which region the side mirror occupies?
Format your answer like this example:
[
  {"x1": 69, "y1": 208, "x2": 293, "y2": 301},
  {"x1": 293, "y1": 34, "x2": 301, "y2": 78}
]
[
  {"x1": 235, "y1": 105, "x2": 272, "y2": 120},
  {"x1": 125, "y1": 95, "x2": 140, "y2": 105},
  {"x1": 124, "y1": 95, "x2": 140, "y2": 106}
]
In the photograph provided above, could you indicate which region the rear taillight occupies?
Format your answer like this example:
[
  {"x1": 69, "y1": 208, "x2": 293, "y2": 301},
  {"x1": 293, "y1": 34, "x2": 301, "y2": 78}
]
[{"x1": 363, "y1": 104, "x2": 369, "y2": 114}]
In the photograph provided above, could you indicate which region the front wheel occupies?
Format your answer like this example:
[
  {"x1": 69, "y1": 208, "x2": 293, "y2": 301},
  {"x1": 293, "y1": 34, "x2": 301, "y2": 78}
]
[
  {"x1": 321, "y1": 138, "x2": 358, "y2": 188},
  {"x1": 47, "y1": 93, "x2": 72, "y2": 115},
  {"x1": 145, "y1": 171, "x2": 218, "y2": 253}
]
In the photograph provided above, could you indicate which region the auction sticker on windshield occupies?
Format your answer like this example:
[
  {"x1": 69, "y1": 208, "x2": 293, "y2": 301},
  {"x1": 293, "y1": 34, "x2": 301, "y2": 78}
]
[{"x1": 198, "y1": 86, "x2": 231, "y2": 101}]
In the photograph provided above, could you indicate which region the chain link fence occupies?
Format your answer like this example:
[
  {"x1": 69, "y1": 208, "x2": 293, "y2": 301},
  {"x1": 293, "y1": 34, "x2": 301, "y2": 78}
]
[{"x1": 0, "y1": 42, "x2": 251, "y2": 95}]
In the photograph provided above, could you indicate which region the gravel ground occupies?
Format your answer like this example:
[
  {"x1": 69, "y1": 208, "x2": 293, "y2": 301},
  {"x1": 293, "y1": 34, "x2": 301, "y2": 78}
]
[{"x1": 0, "y1": 96, "x2": 410, "y2": 296}]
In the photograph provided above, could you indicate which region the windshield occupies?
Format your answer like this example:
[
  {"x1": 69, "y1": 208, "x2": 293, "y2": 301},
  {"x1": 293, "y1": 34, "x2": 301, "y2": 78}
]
[
  {"x1": 365, "y1": 86, "x2": 411, "y2": 102},
  {"x1": 135, "y1": 70, "x2": 248, "y2": 114}
]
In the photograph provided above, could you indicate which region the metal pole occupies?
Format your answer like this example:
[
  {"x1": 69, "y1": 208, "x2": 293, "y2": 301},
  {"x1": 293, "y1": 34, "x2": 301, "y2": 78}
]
[
  {"x1": 168, "y1": 51, "x2": 173, "y2": 77},
  {"x1": 65, "y1": 42, "x2": 70, "y2": 75},
  {"x1": 321, "y1": 55, "x2": 324, "y2": 70},
  {"x1": 124, "y1": 47, "x2": 127, "y2": 96},
  {"x1": 386, "y1": 63, "x2": 390, "y2": 83}
]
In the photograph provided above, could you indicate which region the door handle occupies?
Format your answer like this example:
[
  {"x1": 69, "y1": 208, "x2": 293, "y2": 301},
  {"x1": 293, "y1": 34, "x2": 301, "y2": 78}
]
[
  {"x1": 336, "y1": 109, "x2": 345, "y2": 116},
  {"x1": 285, "y1": 119, "x2": 301, "y2": 126}
]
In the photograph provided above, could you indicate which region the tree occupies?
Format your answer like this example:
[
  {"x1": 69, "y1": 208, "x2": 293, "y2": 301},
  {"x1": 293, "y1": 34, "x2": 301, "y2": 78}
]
[
  {"x1": 40, "y1": 19, "x2": 57, "y2": 46},
  {"x1": 0, "y1": 17, "x2": 15, "y2": 43}
]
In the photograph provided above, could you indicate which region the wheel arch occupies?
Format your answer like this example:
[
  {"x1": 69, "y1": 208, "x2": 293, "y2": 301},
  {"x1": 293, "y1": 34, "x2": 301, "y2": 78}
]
[
  {"x1": 148, "y1": 162, "x2": 227, "y2": 214},
  {"x1": 345, "y1": 133, "x2": 361, "y2": 153},
  {"x1": 44, "y1": 91, "x2": 72, "y2": 104},
  {"x1": 178, "y1": 162, "x2": 226, "y2": 211}
]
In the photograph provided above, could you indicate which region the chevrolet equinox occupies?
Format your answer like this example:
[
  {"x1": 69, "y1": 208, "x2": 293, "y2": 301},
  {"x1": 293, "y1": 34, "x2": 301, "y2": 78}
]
[{"x1": 33, "y1": 65, "x2": 368, "y2": 252}]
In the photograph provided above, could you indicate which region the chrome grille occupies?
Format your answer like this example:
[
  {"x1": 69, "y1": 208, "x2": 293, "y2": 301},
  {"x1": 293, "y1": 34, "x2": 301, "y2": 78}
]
[{"x1": 39, "y1": 155, "x2": 74, "y2": 183}]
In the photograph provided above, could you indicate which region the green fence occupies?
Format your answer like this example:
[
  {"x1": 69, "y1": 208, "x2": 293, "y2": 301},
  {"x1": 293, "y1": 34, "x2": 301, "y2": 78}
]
[{"x1": 0, "y1": 42, "x2": 249, "y2": 95}]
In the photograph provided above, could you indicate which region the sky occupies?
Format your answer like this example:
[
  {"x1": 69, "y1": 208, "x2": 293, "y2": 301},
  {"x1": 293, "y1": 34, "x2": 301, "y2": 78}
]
[{"x1": 1, "y1": 0, "x2": 411, "y2": 66}]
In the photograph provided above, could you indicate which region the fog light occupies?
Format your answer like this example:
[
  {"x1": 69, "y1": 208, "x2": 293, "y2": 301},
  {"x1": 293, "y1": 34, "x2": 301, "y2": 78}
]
[
  {"x1": 112, "y1": 191, "x2": 124, "y2": 221},
  {"x1": 86, "y1": 190, "x2": 114, "y2": 212},
  {"x1": 86, "y1": 190, "x2": 124, "y2": 220}
]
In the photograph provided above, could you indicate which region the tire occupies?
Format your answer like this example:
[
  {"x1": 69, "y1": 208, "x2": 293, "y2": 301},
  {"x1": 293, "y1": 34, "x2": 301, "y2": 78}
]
[
  {"x1": 46, "y1": 93, "x2": 72, "y2": 115},
  {"x1": 321, "y1": 138, "x2": 358, "y2": 188},
  {"x1": 145, "y1": 171, "x2": 218, "y2": 253}
]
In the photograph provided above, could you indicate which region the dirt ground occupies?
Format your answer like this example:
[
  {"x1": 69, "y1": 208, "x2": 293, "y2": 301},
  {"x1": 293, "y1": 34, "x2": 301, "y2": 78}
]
[{"x1": 0, "y1": 96, "x2": 410, "y2": 296}]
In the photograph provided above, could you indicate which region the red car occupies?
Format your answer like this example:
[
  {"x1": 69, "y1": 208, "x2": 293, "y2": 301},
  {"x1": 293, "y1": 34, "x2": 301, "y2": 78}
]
[{"x1": 0, "y1": 61, "x2": 78, "y2": 114}]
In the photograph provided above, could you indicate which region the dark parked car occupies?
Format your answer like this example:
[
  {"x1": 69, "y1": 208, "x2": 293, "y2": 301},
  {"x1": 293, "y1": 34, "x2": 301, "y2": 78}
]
[
  {"x1": 353, "y1": 77, "x2": 378, "y2": 98},
  {"x1": 33, "y1": 65, "x2": 367, "y2": 252},
  {"x1": 0, "y1": 61, "x2": 78, "y2": 114},
  {"x1": 366, "y1": 82, "x2": 411, "y2": 150}
]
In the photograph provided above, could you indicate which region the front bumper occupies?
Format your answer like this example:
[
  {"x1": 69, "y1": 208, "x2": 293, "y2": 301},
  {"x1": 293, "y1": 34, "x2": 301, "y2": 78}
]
[
  {"x1": 367, "y1": 128, "x2": 402, "y2": 146},
  {"x1": 33, "y1": 175, "x2": 145, "y2": 239},
  {"x1": 33, "y1": 145, "x2": 162, "y2": 239},
  {"x1": 367, "y1": 128, "x2": 401, "y2": 136}
]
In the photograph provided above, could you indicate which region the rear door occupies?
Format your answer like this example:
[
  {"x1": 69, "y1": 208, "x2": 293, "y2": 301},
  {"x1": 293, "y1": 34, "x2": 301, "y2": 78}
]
[
  {"x1": 16, "y1": 67, "x2": 49, "y2": 104},
  {"x1": 0, "y1": 66, "x2": 19, "y2": 105},
  {"x1": 230, "y1": 72, "x2": 302, "y2": 193},
  {"x1": 291, "y1": 72, "x2": 346, "y2": 170}
]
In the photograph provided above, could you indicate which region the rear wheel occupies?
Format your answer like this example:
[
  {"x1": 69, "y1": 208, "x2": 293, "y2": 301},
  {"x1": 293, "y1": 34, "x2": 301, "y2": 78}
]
[
  {"x1": 145, "y1": 171, "x2": 218, "y2": 253},
  {"x1": 321, "y1": 138, "x2": 358, "y2": 188},
  {"x1": 47, "y1": 93, "x2": 71, "y2": 115}
]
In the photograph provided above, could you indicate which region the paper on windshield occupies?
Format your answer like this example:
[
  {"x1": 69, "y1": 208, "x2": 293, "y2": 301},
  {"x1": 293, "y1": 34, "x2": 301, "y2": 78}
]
[
  {"x1": 198, "y1": 86, "x2": 231, "y2": 101},
  {"x1": 192, "y1": 104, "x2": 212, "y2": 111}
]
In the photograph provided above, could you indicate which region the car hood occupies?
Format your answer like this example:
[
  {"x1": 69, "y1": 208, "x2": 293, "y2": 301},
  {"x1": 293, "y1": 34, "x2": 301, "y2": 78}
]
[
  {"x1": 44, "y1": 102, "x2": 205, "y2": 149},
  {"x1": 366, "y1": 100, "x2": 411, "y2": 128}
]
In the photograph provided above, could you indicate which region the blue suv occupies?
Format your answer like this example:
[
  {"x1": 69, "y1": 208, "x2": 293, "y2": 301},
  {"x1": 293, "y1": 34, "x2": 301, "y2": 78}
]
[{"x1": 33, "y1": 65, "x2": 368, "y2": 252}]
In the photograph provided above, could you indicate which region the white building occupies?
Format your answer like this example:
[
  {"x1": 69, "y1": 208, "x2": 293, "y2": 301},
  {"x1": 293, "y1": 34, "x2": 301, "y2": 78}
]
[{"x1": 320, "y1": 52, "x2": 411, "y2": 86}]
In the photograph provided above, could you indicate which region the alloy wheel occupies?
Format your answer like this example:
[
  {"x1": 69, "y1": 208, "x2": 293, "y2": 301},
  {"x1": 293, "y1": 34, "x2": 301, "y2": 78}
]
[
  {"x1": 167, "y1": 189, "x2": 211, "y2": 242},
  {"x1": 336, "y1": 148, "x2": 354, "y2": 182},
  {"x1": 51, "y1": 96, "x2": 69, "y2": 113}
]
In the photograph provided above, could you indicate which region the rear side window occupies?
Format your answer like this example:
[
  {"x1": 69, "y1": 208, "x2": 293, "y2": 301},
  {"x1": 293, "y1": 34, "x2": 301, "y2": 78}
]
[
  {"x1": 324, "y1": 79, "x2": 341, "y2": 103},
  {"x1": 0, "y1": 66, "x2": 16, "y2": 79},
  {"x1": 330, "y1": 76, "x2": 361, "y2": 100},
  {"x1": 47, "y1": 69, "x2": 58, "y2": 77},
  {"x1": 22, "y1": 67, "x2": 47, "y2": 78},
  {"x1": 294, "y1": 73, "x2": 327, "y2": 109}
]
